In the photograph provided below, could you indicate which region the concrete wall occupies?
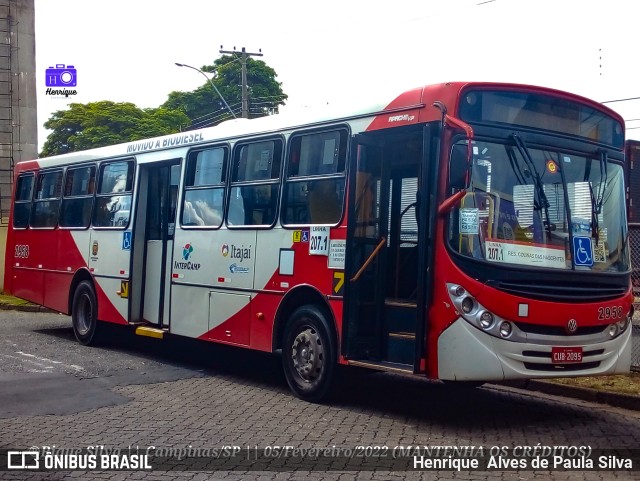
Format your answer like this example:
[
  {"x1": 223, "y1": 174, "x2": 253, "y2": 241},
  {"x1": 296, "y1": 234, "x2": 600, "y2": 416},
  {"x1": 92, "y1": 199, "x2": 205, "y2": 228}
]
[
  {"x1": 12, "y1": 0, "x2": 37, "y2": 161},
  {"x1": 0, "y1": 0, "x2": 37, "y2": 291}
]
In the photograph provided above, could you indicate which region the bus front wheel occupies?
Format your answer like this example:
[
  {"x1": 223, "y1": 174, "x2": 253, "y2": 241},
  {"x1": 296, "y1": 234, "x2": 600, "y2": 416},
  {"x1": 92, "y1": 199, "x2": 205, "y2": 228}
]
[
  {"x1": 72, "y1": 280, "x2": 100, "y2": 346},
  {"x1": 282, "y1": 305, "x2": 336, "y2": 402}
]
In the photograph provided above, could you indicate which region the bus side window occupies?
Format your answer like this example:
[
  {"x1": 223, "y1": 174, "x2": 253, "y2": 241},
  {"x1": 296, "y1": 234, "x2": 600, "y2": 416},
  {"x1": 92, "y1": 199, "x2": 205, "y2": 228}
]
[
  {"x1": 181, "y1": 147, "x2": 227, "y2": 228},
  {"x1": 60, "y1": 165, "x2": 95, "y2": 228},
  {"x1": 228, "y1": 139, "x2": 282, "y2": 227},
  {"x1": 30, "y1": 170, "x2": 62, "y2": 228},
  {"x1": 13, "y1": 173, "x2": 34, "y2": 228},
  {"x1": 282, "y1": 129, "x2": 347, "y2": 226},
  {"x1": 93, "y1": 161, "x2": 134, "y2": 228}
]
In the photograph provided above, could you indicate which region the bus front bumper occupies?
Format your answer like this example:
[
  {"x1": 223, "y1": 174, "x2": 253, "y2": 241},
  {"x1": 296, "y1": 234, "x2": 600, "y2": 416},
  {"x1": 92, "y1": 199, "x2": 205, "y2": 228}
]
[{"x1": 437, "y1": 317, "x2": 632, "y2": 381}]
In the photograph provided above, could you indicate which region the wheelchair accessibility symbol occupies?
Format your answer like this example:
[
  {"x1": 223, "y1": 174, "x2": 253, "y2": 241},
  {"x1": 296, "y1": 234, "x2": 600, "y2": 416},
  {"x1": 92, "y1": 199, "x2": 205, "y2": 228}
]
[
  {"x1": 122, "y1": 231, "x2": 132, "y2": 250},
  {"x1": 572, "y1": 236, "x2": 593, "y2": 267}
]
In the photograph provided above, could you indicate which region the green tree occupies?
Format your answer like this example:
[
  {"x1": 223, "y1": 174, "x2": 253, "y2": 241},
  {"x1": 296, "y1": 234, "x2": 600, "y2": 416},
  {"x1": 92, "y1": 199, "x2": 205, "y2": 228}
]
[
  {"x1": 164, "y1": 55, "x2": 287, "y2": 128},
  {"x1": 40, "y1": 101, "x2": 189, "y2": 157}
]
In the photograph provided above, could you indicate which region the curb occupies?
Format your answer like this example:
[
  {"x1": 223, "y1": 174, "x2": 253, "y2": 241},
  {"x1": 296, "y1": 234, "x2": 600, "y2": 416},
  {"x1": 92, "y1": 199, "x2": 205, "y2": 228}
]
[
  {"x1": 500, "y1": 379, "x2": 640, "y2": 411},
  {"x1": 0, "y1": 302, "x2": 55, "y2": 313}
]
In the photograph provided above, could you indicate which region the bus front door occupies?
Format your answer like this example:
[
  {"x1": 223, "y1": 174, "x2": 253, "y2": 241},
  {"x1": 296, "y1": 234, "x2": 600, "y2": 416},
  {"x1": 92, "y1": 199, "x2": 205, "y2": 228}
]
[
  {"x1": 132, "y1": 160, "x2": 180, "y2": 328},
  {"x1": 344, "y1": 128, "x2": 431, "y2": 372}
]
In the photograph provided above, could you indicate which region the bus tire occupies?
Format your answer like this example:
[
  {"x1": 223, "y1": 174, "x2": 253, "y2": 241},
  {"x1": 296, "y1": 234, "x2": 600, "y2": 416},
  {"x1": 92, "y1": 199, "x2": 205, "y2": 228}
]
[
  {"x1": 282, "y1": 305, "x2": 336, "y2": 402},
  {"x1": 72, "y1": 280, "x2": 100, "y2": 346}
]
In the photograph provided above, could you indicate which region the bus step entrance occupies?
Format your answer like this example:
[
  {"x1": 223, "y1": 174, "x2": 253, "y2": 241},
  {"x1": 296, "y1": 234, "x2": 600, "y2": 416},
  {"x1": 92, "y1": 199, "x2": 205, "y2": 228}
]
[
  {"x1": 347, "y1": 359, "x2": 413, "y2": 374},
  {"x1": 386, "y1": 332, "x2": 415, "y2": 365},
  {"x1": 383, "y1": 300, "x2": 416, "y2": 364},
  {"x1": 135, "y1": 326, "x2": 166, "y2": 339}
]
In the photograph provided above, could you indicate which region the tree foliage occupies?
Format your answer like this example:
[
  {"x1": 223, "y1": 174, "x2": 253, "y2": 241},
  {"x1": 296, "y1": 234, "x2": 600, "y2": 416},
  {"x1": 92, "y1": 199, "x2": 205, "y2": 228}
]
[
  {"x1": 163, "y1": 54, "x2": 288, "y2": 129},
  {"x1": 40, "y1": 101, "x2": 189, "y2": 157}
]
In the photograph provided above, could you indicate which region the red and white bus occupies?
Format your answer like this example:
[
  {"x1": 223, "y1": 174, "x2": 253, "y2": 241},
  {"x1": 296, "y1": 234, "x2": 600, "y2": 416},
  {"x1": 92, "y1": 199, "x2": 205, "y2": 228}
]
[{"x1": 4, "y1": 82, "x2": 633, "y2": 401}]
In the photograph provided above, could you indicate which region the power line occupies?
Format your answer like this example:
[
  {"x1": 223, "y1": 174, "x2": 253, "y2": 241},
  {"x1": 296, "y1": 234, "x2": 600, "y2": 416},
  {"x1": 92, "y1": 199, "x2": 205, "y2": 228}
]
[{"x1": 602, "y1": 96, "x2": 640, "y2": 104}]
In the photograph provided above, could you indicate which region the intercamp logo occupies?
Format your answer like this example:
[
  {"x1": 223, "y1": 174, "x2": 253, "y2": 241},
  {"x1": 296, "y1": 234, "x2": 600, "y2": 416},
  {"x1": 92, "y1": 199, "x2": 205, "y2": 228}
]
[{"x1": 7, "y1": 451, "x2": 39, "y2": 469}]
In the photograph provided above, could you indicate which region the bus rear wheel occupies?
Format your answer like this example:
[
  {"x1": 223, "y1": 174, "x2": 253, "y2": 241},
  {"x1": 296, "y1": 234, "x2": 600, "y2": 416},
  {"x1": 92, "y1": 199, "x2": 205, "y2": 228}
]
[
  {"x1": 72, "y1": 280, "x2": 100, "y2": 346},
  {"x1": 282, "y1": 305, "x2": 336, "y2": 402}
]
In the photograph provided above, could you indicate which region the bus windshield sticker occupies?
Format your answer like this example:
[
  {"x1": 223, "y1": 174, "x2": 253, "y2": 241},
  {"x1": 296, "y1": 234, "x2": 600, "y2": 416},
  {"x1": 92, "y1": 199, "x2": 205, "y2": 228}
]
[
  {"x1": 460, "y1": 208, "x2": 479, "y2": 234},
  {"x1": 309, "y1": 226, "x2": 329, "y2": 256},
  {"x1": 572, "y1": 217, "x2": 591, "y2": 236},
  {"x1": 328, "y1": 239, "x2": 346, "y2": 269},
  {"x1": 593, "y1": 239, "x2": 607, "y2": 263},
  {"x1": 572, "y1": 236, "x2": 594, "y2": 267},
  {"x1": 485, "y1": 240, "x2": 566, "y2": 269}
]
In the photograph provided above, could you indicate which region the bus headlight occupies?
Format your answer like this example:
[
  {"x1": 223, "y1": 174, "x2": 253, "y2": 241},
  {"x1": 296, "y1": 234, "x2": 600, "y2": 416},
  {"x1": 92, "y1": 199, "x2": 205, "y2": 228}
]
[
  {"x1": 447, "y1": 283, "x2": 520, "y2": 341},
  {"x1": 479, "y1": 311, "x2": 495, "y2": 330},
  {"x1": 608, "y1": 323, "x2": 618, "y2": 338},
  {"x1": 499, "y1": 321, "x2": 512, "y2": 338},
  {"x1": 616, "y1": 316, "x2": 629, "y2": 333},
  {"x1": 461, "y1": 297, "x2": 475, "y2": 314},
  {"x1": 451, "y1": 285, "x2": 466, "y2": 297}
]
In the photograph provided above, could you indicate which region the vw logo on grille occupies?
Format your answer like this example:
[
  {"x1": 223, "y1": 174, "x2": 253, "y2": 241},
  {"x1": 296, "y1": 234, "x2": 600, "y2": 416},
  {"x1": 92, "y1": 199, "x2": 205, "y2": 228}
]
[{"x1": 566, "y1": 318, "x2": 578, "y2": 334}]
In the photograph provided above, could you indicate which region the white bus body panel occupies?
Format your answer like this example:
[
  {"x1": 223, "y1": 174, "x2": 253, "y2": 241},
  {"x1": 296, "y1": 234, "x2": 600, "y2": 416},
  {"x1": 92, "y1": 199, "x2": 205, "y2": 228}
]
[{"x1": 438, "y1": 317, "x2": 633, "y2": 381}]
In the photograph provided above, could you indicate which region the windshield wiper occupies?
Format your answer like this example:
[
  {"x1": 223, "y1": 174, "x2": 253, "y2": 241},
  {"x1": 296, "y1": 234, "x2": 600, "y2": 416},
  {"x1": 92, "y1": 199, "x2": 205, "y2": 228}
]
[
  {"x1": 511, "y1": 134, "x2": 553, "y2": 237},
  {"x1": 591, "y1": 150, "x2": 608, "y2": 242}
]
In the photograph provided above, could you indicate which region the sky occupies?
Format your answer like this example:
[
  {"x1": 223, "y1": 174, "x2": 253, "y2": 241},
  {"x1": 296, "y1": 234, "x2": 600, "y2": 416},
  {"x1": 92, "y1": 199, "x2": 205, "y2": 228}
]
[{"x1": 34, "y1": 0, "x2": 640, "y2": 152}]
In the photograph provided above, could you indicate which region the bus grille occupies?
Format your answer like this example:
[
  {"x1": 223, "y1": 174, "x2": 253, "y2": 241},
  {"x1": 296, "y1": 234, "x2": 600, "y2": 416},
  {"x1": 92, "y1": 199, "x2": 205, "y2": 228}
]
[
  {"x1": 487, "y1": 280, "x2": 627, "y2": 303},
  {"x1": 515, "y1": 322, "x2": 607, "y2": 337},
  {"x1": 524, "y1": 361, "x2": 600, "y2": 372}
]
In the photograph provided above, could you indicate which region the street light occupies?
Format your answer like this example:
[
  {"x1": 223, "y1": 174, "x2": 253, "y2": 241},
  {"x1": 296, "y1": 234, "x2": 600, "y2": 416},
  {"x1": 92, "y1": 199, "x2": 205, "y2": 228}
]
[{"x1": 175, "y1": 62, "x2": 237, "y2": 119}]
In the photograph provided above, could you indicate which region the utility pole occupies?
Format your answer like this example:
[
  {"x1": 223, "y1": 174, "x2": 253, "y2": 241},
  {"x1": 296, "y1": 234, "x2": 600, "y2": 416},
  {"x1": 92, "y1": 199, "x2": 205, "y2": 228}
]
[{"x1": 219, "y1": 46, "x2": 263, "y2": 118}]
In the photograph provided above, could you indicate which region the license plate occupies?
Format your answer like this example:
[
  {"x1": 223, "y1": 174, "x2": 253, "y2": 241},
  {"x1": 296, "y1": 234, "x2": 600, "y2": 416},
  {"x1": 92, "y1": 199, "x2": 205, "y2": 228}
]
[{"x1": 551, "y1": 347, "x2": 583, "y2": 364}]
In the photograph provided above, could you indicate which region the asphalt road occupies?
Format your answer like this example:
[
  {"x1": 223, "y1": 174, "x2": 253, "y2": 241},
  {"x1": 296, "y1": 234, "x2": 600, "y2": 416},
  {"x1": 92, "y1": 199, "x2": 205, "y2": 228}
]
[{"x1": 0, "y1": 310, "x2": 639, "y2": 480}]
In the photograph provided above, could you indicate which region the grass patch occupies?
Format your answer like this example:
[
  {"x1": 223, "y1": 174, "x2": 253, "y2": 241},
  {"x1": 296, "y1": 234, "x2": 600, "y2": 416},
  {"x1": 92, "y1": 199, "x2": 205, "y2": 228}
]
[
  {"x1": 0, "y1": 293, "x2": 35, "y2": 307},
  {"x1": 549, "y1": 372, "x2": 640, "y2": 396}
]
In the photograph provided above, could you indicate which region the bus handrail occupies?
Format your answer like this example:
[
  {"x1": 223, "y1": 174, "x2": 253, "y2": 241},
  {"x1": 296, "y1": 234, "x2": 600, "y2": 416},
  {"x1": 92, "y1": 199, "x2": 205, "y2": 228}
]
[{"x1": 350, "y1": 237, "x2": 386, "y2": 282}]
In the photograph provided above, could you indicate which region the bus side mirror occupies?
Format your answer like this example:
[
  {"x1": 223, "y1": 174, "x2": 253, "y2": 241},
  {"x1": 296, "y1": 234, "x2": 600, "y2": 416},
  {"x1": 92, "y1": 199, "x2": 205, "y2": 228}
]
[{"x1": 449, "y1": 145, "x2": 469, "y2": 191}]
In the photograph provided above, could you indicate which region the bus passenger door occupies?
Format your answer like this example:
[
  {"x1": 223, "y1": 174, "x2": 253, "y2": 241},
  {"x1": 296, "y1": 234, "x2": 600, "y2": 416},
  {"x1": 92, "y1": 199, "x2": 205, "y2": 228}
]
[
  {"x1": 344, "y1": 134, "x2": 388, "y2": 361},
  {"x1": 134, "y1": 160, "x2": 180, "y2": 327},
  {"x1": 344, "y1": 128, "x2": 431, "y2": 372}
]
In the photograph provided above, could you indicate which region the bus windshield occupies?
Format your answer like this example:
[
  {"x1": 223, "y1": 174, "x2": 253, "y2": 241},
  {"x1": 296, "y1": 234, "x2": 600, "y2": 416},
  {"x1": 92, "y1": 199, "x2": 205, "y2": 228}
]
[{"x1": 448, "y1": 139, "x2": 629, "y2": 273}]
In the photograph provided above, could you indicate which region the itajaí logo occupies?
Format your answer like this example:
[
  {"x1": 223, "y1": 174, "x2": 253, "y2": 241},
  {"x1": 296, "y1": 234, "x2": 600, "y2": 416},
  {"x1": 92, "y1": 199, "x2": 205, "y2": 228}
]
[{"x1": 175, "y1": 243, "x2": 200, "y2": 270}]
